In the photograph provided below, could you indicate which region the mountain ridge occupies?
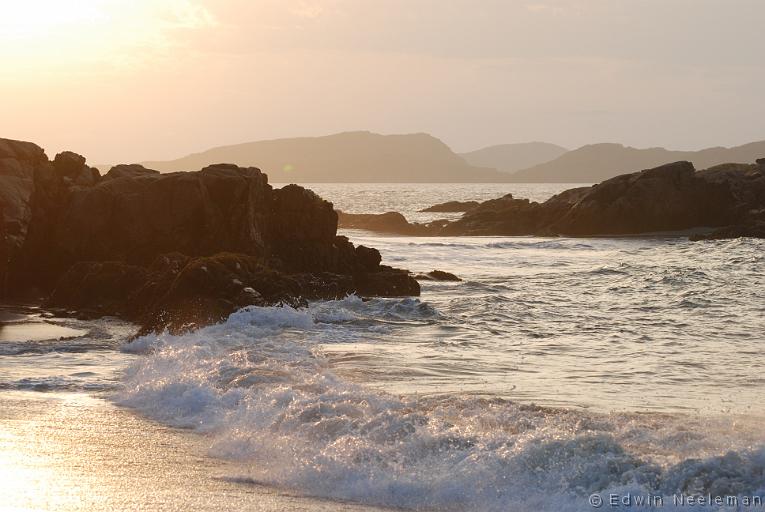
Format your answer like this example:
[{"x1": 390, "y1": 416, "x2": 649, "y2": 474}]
[
  {"x1": 460, "y1": 142, "x2": 568, "y2": 173},
  {"x1": 141, "y1": 131, "x2": 512, "y2": 183},
  {"x1": 138, "y1": 132, "x2": 765, "y2": 183},
  {"x1": 508, "y1": 140, "x2": 765, "y2": 182}
]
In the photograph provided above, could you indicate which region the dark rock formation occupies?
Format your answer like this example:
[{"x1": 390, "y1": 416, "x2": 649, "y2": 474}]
[
  {"x1": 102, "y1": 164, "x2": 160, "y2": 181},
  {"x1": 0, "y1": 137, "x2": 419, "y2": 332},
  {"x1": 344, "y1": 160, "x2": 765, "y2": 238},
  {"x1": 689, "y1": 221, "x2": 765, "y2": 241},
  {"x1": 53, "y1": 151, "x2": 101, "y2": 187},
  {"x1": 414, "y1": 270, "x2": 461, "y2": 281},
  {"x1": 49, "y1": 252, "x2": 419, "y2": 334},
  {"x1": 447, "y1": 161, "x2": 738, "y2": 236},
  {"x1": 419, "y1": 200, "x2": 479, "y2": 213},
  {"x1": 0, "y1": 138, "x2": 49, "y2": 298},
  {"x1": 337, "y1": 211, "x2": 445, "y2": 236},
  {"x1": 440, "y1": 193, "x2": 555, "y2": 236},
  {"x1": 550, "y1": 161, "x2": 735, "y2": 235}
]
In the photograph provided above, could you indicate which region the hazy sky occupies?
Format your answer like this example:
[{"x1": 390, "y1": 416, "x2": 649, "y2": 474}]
[{"x1": 1, "y1": 0, "x2": 763, "y2": 164}]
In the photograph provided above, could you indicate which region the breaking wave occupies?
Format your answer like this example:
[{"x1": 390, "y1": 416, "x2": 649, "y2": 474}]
[{"x1": 116, "y1": 299, "x2": 765, "y2": 511}]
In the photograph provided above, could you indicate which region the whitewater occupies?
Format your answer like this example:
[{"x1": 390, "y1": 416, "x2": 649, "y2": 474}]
[{"x1": 2, "y1": 183, "x2": 764, "y2": 511}]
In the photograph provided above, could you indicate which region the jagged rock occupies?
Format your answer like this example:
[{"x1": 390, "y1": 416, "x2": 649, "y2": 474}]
[
  {"x1": 415, "y1": 270, "x2": 461, "y2": 281},
  {"x1": 102, "y1": 164, "x2": 160, "y2": 181},
  {"x1": 419, "y1": 200, "x2": 479, "y2": 213}
]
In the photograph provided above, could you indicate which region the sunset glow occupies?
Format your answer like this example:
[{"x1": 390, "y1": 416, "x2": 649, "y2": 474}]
[{"x1": 0, "y1": 0, "x2": 105, "y2": 38}]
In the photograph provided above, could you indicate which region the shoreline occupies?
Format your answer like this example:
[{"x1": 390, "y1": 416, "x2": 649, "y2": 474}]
[{"x1": 0, "y1": 390, "x2": 393, "y2": 512}]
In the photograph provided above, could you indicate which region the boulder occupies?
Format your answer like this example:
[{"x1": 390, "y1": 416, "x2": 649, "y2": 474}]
[
  {"x1": 354, "y1": 245, "x2": 382, "y2": 271},
  {"x1": 697, "y1": 163, "x2": 765, "y2": 219},
  {"x1": 53, "y1": 151, "x2": 100, "y2": 187},
  {"x1": 415, "y1": 270, "x2": 461, "y2": 281},
  {"x1": 419, "y1": 200, "x2": 479, "y2": 213},
  {"x1": 551, "y1": 162, "x2": 736, "y2": 235},
  {"x1": 354, "y1": 266, "x2": 421, "y2": 297},
  {"x1": 337, "y1": 210, "x2": 440, "y2": 235},
  {"x1": 102, "y1": 164, "x2": 160, "y2": 181},
  {"x1": 268, "y1": 184, "x2": 340, "y2": 272}
]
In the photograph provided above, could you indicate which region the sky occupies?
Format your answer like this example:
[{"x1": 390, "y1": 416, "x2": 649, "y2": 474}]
[{"x1": 0, "y1": 0, "x2": 763, "y2": 164}]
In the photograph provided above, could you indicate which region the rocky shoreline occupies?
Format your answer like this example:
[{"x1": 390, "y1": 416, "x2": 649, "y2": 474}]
[
  {"x1": 339, "y1": 160, "x2": 765, "y2": 239},
  {"x1": 0, "y1": 138, "x2": 419, "y2": 333}
]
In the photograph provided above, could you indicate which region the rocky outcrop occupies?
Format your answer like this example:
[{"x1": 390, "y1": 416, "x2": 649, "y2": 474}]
[
  {"x1": 337, "y1": 211, "x2": 446, "y2": 236},
  {"x1": 0, "y1": 137, "x2": 419, "y2": 331},
  {"x1": 419, "y1": 200, "x2": 479, "y2": 213},
  {"x1": 0, "y1": 139, "x2": 50, "y2": 297},
  {"x1": 53, "y1": 151, "x2": 101, "y2": 187},
  {"x1": 343, "y1": 160, "x2": 765, "y2": 238},
  {"x1": 102, "y1": 164, "x2": 160, "y2": 181},
  {"x1": 550, "y1": 161, "x2": 735, "y2": 235},
  {"x1": 0, "y1": 140, "x2": 45, "y2": 257},
  {"x1": 49, "y1": 252, "x2": 419, "y2": 334}
]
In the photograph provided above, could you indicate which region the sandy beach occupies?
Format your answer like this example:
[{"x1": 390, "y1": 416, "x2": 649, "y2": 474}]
[{"x1": 0, "y1": 391, "x2": 391, "y2": 512}]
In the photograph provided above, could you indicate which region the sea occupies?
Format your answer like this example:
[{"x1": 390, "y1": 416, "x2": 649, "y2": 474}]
[{"x1": 1, "y1": 183, "x2": 764, "y2": 511}]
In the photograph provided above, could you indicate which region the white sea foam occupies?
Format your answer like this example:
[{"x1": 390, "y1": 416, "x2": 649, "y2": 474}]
[{"x1": 116, "y1": 301, "x2": 765, "y2": 511}]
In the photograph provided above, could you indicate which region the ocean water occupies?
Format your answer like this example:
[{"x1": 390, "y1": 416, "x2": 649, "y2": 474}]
[
  {"x1": 2, "y1": 183, "x2": 764, "y2": 511},
  {"x1": 284, "y1": 182, "x2": 587, "y2": 224}
]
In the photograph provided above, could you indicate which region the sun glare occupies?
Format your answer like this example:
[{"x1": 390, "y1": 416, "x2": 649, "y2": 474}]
[{"x1": 0, "y1": 0, "x2": 107, "y2": 39}]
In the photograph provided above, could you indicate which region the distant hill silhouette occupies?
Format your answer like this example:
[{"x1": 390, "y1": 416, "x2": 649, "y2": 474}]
[
  {"x1": 508, "y1": 141, "x2": 765, "y2": 182},
  {"x1": 460, "y1": 142, "x2": 568, "y2": 173},
  {"x1": 141, "y1": 131, "x2": 511, "y2": 183}
]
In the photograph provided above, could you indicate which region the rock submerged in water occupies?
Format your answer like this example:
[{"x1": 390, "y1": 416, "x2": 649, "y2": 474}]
[
  {"x1": 414, "y1": 270, "x2": 461, "y2": 282},
  {"x1": 0, "y1": 137, "x2": 419, "y2": 332}
]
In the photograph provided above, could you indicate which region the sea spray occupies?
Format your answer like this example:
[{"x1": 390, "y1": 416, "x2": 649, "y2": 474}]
[{"x1": 116, "y1": 300, "x2": 765, "y2": 511}]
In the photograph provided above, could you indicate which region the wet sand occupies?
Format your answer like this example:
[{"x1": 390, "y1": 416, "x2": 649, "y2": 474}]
[
  {"x1": 0, "y1": 391, "x2": 392, "y2": 512},
  {"x1": 0, "y1": 305, "x2": 88, "y2": 342}
]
